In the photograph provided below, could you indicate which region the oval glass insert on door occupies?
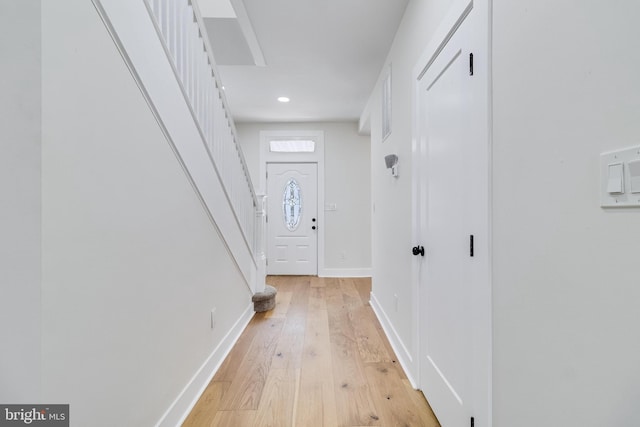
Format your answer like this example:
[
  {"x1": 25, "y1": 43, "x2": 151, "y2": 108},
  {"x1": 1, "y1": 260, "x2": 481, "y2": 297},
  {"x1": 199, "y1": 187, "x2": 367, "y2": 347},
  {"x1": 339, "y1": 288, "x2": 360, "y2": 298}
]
[{"x1": 282, "y1": 178, "x2": 303, "y2": 231}]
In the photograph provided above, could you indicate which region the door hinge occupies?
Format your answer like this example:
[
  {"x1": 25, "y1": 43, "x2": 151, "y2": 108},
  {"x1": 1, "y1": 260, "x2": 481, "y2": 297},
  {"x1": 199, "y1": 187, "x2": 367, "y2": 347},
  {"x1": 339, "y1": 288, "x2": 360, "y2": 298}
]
[
  {"x1": 469, "y1": 53, "x2": 474, "y2": 76},
  {"x1": 470, "y1": 234, "x2": 474, "y2": 257},
  {"x1": 471, "y1": 416, "x2": 475, "y2": 427}
]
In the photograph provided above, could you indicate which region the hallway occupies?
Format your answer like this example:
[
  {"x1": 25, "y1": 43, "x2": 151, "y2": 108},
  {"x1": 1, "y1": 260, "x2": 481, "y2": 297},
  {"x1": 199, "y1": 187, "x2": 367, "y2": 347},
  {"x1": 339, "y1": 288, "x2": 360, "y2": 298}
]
[
  {"x1": 182, "y1": 276, "x2": 439, "y2": 426},
  {"x1": 4, "y1": 1, "x2": 640, "y2": 425}
]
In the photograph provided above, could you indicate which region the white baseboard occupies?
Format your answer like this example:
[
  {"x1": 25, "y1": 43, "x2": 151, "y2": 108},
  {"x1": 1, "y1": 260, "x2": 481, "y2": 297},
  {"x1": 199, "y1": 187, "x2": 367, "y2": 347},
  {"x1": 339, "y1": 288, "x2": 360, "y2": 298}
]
[
  {"x1": 369, "y1": 292, "x2": 419, "y2": 388},
  {"x1": 320, "y1": 268, "x2": 372, "y2": 278},
  {"x1": 155, "y1": 303, "x2": 255, "y2": 427}
]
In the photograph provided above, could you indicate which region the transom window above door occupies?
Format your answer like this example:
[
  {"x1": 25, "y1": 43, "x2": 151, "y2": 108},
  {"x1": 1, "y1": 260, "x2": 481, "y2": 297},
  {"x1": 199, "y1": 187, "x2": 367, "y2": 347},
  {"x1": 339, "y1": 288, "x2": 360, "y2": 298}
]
[{"x1": 269, "y1": 139, "x2": 316, "y2": 153}]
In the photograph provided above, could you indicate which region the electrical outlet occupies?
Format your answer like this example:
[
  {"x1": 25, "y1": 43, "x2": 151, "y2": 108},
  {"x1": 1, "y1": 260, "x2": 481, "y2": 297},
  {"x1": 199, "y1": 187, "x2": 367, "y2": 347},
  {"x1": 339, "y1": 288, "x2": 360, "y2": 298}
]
[
  {"x1": 394, "y1": 294, "x2": 399, "y2": 312},
  {"x1": 210, "y1": 308, "x2": 216, "y2": 329},
  {"x1": 340, "y1": 251, "x2": 346, "y2": 262}
]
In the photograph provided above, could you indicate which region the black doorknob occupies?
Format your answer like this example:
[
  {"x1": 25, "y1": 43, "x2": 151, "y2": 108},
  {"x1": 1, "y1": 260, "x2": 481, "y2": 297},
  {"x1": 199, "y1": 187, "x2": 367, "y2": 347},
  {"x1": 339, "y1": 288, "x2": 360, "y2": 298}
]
[{"x1": 412, "y1": 246, "x2": 425, "y2": 257}]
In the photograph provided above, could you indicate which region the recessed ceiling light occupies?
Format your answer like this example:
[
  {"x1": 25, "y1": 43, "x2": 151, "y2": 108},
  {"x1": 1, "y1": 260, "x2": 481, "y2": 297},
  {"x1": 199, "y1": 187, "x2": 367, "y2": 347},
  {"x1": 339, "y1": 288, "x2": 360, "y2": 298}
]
[{"x1": 277, "y1": 97, "x2": 290, "y2": 103}]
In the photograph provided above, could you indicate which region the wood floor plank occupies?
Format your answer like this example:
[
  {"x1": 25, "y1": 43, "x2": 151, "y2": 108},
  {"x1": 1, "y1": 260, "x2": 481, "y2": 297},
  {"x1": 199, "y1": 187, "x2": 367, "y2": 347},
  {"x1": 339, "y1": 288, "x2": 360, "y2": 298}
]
[
  {"x1": 294, "y1": 382, "x2": 323, "y2": 427},
  {"x1": 294, "y1": 381, "x2": 338, "y2": 427},
  {"x1": 309, "y1": 276, "x2": 324, "y2": 288},
  {"x1": 270, "y1": 313, "x2": 305, "y2": 370},
  {"x1": 339, "y1": 278, "x2": 365, "y2": 310},
  {"x1": 308, "y1": 286, "x2": 327, "y2": 315},
  {"x1": 352, "y1": 306, "x2": 392, "y2": 363},
  {"x1": 340, "y1": 279, "x2": 393, "y2": 364},
  {"x1": 271, "y1": 278, "x2": 310, "y2": 370},
  {"x1": 356, "y1": 280, "x2": 408, "y2": 378},
  {"x1": 401, "y1": 379, "x2": 441, "y2": 426},
  {"x1": 253, "y1": 368, "x2": 297, "y2": 427},
  {"x1": 269, "y1": 275, "x2": 310, "y2": 292},
  {"x1": 283, "y1": 278, "x2": 312, "y2": 313},
  {"x1": 218, "y1": 317, "x2": 285, "y2": 410},
  {"x1": 356, "y1": 307, "x2": 406, "y2": 378},
  {"x1": 211, "y1": 410, "x2": 256, "y2": 427},
  {"x1": 295, "y1": 287, "x2": 338, "y2": 427},
  {"x1": 365, "y1": 362, "x2": 440, "y2": 427},
  {"x1": 185, "y1": 276, "x2": 438, "y2": 427},
  {"x1": 328, "y1": 280, "x2": 380, "y2": 426},
  {"x1": 215, "y1": 314, "x2": 265, "y2": 382},
  {"x1": 182, "y1": 382, "x2": 229, "y2": 427},
  {"x1": 353, "y1": 277, "x2": 372, "y2": 305},
  {"x1": 265, "y1": 290, "x2": 293, "y2": 319}
]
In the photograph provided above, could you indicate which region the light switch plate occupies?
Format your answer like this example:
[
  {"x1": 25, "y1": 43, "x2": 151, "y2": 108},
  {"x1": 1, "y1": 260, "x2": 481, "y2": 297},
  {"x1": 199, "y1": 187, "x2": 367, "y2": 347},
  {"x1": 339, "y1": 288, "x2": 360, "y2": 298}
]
[
  {"x1": 600, "y1": 145, "x2": 640, "y2": 207},
  {"x1": 628, "y1": 160, "x2": 640, "y2": 194}
]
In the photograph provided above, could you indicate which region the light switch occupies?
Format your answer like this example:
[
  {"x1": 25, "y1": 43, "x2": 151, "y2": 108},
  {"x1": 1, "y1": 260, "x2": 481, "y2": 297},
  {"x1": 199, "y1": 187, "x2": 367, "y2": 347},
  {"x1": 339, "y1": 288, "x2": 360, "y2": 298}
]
[
  {"x1": 607, "y1": 163, "x2": 624, "y2": 194},
  {"x1": 601, "y1": 145, "x2": 640, "y2": 207},
  {"x1": 628, "y1": 160, "x2": 640, "y2": 194}
]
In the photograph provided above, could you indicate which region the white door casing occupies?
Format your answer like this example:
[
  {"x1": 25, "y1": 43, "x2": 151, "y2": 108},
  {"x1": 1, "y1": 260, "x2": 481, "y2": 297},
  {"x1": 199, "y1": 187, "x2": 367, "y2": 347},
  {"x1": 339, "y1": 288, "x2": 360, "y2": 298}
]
[
  {"x1": 266, "y1": 163, "x2": 318, "y2": 275},
  {"x1": 412, "y1": 1, "x2": 491, "y2": 426},
  {"x1": 259, "y1": 130, "x2": 325, "y2": 276}
]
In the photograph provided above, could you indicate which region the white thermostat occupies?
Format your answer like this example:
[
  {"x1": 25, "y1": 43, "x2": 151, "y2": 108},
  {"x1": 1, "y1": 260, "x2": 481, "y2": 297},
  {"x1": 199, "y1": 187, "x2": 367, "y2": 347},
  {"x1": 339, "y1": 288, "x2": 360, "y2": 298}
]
[{"x1": 600, "y1": 145, "x2": 640, "y2": 207}]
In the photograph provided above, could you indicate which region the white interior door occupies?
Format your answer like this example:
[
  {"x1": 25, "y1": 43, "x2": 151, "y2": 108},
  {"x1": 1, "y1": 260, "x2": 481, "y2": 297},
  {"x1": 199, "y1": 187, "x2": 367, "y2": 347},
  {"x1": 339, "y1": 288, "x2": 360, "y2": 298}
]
[
  {"x1": 414, "y1": 7, "x2": 489, "y2": 427},
  {"x1": 266, "y1": 163, "x2": 318, "y2": 275}
]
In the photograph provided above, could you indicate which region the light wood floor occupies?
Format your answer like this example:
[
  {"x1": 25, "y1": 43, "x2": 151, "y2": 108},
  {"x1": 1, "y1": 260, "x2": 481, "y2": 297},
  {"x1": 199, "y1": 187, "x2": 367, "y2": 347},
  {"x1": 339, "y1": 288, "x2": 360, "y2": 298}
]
[{"x1": 182, "y1": 276, "x2": 440, "y2": 427}]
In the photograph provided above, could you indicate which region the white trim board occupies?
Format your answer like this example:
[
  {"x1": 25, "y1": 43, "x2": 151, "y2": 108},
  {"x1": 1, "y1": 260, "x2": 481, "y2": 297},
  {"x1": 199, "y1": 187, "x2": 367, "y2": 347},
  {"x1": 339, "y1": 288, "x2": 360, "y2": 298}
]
[
  {"x1": 155, "y1": 303, "x2": 255, "y2": 427},
  {"x1": 320, "y1": 268, "x2": 372, "y2": 278},
  {"x1": 414, "y1": 0, "x2": 474, "y2": 81},
  {"x1": 370, "y1": 292, "x2": 418, "y2": 388}
]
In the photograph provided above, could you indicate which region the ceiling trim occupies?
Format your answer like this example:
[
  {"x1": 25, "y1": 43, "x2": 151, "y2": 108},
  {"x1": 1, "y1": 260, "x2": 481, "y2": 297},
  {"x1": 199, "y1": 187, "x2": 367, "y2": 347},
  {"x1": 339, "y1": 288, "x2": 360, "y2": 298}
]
[{"x1": 230, "y1": 0, "x2": 266, "y2": 66}]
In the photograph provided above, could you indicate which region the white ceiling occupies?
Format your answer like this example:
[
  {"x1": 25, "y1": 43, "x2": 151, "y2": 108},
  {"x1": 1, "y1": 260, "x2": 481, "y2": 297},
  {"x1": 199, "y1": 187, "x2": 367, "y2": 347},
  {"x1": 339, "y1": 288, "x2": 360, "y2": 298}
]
[{"x1": 200, "y1": 0, "x2": 409, "y2": 123}]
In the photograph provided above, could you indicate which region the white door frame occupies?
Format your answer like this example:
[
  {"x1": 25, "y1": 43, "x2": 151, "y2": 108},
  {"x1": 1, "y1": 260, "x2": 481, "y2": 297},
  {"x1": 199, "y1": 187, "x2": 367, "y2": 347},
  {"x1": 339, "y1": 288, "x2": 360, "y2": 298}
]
[
  {"x1": 411, "y1": 0, "x2": 492, "y2": 425},
  {"x1": 260, "y1": 130, "x2": 325, "y2": 276}
]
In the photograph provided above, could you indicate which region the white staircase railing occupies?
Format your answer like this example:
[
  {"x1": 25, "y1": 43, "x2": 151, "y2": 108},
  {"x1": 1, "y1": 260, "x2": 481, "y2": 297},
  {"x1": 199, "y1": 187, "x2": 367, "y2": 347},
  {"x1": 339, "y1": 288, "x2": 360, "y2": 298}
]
[
  {"x1": 93, "y1": 0, "x2": 265, "y2": 293},
  {"x1": 147, "y1": 0, "x2": 257, "y2": 259}
]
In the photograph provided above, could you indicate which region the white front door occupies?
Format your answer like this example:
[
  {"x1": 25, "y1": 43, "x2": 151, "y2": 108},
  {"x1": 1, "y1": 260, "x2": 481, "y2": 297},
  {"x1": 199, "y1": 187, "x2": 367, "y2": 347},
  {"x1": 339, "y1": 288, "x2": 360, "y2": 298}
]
[
  {"x1": 266, "y1": 163, "x2": 318, "y2": 275},
  {"x1": 414, "y1": 4, "x2": 490, "y2": 427}
]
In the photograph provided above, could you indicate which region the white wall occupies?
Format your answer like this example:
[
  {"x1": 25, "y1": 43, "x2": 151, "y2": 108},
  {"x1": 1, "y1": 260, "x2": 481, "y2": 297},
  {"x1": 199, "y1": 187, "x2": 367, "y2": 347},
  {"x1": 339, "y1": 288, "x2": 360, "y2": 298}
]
[
  {"x1": 492, "y1": 2, "x2": 640, "y2": 426},
  {"x1": 236, "y1": 122, "x2": 371, "y2": 274},
  {"x1": 364, "y1": 0, "x2": 453, "y2": 380},
  {"x1": 369, "y1": 1, "x2": 640, "y2": 425},
  {"x1": 41, "y1": 1, "x2": 251, "y2": 425},
  {"x1": 0, "y1": 0, "x2": 42, "y2": 402}
]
